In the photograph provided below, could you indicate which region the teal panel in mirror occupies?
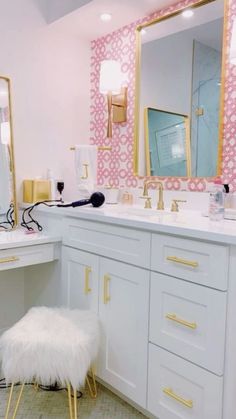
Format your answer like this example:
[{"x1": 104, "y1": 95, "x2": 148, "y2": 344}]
[{"x1": 145, "y1": 108, "x2": 191, "y2": 177}]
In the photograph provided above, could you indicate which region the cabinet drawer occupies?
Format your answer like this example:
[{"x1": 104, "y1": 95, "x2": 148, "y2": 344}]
[
  {"x1": 150, "y1": 273, "x2": 226, "y2": 375},
  {"x1": 0, "y1": 243, "x2": 56, "y2": 271},
  {"x1": 63, "y1": 218, "x2": 151, "y2": 268},
  {"x1": 151, "y1": 234, "x2": 229, "y2": 290},
  {"x1": 148, "y1": 345, "x2": 223, "y2": 419}
]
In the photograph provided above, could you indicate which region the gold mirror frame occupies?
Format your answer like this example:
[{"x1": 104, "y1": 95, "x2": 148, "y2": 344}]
[
  {"x1": 0, "y1": 76, "x2": 17, "y2": 229},
  {"x1": 134, "y1": 0, "x2": 228, "y2": 178}
]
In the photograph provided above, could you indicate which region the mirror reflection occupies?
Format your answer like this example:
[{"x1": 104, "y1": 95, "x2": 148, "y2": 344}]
[
  {"x1": 0, "y1": 77, "x2": 16, "y2": 230},
  {"x1": 145, "y1": 108, "x2": 191, "y2": 176},
  {"x1": 135, "y1": 0, "x2": 224, "y2": 178}
]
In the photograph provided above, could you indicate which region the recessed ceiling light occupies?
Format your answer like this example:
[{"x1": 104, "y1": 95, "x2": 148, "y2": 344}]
[
  {"x1": 100, "y1": 13, "x2": 112, "y2": 22},
  {"x1": 182, "y1": 9, "x2": 194, "y2": 18}
]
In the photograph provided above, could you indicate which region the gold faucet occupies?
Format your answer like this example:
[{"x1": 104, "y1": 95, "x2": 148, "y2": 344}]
[{"x1": 143, "y1": 180, "x2": 164, "y2": 210}]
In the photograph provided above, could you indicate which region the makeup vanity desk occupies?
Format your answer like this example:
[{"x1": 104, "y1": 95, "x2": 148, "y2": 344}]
[{"x1": 0, "y1": 230, "x2": 61, "y2": 270}]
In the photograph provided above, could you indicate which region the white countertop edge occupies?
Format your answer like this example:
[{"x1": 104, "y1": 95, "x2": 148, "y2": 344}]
[
  {"x1": 0, "y1": 231, "x2": 62, "y2": 250},
  {"x1": 29, "y1": 204, "x2": 236, "y2": 246}
]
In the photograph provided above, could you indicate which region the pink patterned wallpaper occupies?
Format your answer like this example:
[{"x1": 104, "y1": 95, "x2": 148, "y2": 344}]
[{"x1": 90, "y1": 0, "x2": 236, "y2": 191}]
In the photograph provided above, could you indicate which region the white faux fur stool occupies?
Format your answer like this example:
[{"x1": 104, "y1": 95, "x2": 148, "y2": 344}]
[{"x1": 0, "y1": 306, "x2": 100, "y2": 419}]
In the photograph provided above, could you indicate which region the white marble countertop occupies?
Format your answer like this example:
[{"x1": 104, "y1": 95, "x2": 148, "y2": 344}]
[
  {"x1": 0, "y1": 229, "x2": 61, "y2": 250},
  {"x1": 31, "y1": 203, "x2": 236, "y2": 246}
]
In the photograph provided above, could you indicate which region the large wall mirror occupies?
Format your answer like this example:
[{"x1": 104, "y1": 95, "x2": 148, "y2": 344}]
[
  {"x1": 0, "y1": 77, "x2": 17, "y2": 230},
  {"x1": 134, "y1": 0, "x2": 226, "y2": 178}
]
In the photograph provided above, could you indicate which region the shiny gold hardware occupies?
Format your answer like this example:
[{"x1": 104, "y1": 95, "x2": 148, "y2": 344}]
[
  {"x1": 166, "y1": 313, "x2": 197, "y2": 329},
  {"x1": 103, "y1": 274, "x2": 111, "y2": 304},
  {"x1": 0, "y1": 256, "x2": 19, "y2": 264},
  {"x1": 166, "y1": 255, "x2": 198, "y2": 268},
  {"x1": 84, "y1": 266, "x2": 92, "y2": 294},
  {"x1": 86, "y1": 367, "x2": 98, "y2": 399},
  {"x1": 171, "y1": 199, "x2": 187, "y2": 212},
  {"x1": 140, "y1": 195, "x2": 152, "y2": 209},
  {"x1": 163, "y1": 387, "x2": 193, "y2": 409},
  {"x1": 112, "y1": 86, "x2": 128, "y2": 124},
  {"x1": 70, "y1": 146, "x2": 112, "y2": 151},
  {"x1": 143, "y1": 180, "x2": 164, "y2": 210},
  {"x1": 4, "y1": 382, "x2": 25, "y2": 419},
  {"x1": 81, "y1": 163, "x2": 89, "y2": 180},
  {"x1": 195, "y1": 107, "x2": 204, "y2": 116}
]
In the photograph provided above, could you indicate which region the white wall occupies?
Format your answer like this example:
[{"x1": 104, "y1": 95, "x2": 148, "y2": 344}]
[{"x1": 0, "y1": 0, "x2": 91, "y2": 201}]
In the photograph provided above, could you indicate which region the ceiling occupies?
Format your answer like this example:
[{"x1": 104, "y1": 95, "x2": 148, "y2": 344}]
[{"x1": 49, "y1": 0, "x2": 177, "y2": 40}]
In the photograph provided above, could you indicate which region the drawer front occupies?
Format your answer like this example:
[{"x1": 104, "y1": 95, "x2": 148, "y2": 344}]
[
  {"x1": 63, "y1": 218, "x2": 151, "y2": 268},
  {"x1": 151, "y1": 233, "x2": 229, "y2": 290},
  {"x1": 0, "y1": 244, "x2": 56, "y2": 271},
  {"x1": 148, "y1": 345, "x2": 223, "y2": 419},
  {"x1": 150, "y1": 273, "x2": 226, "y2": 375}
]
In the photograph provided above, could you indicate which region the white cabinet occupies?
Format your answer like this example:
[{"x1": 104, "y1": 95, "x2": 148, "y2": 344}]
[
  {"x1": 62, "y1": 245, "x2": 150, "y2": 408},
  {"x1": 60, "y1": 217, "x2": 231, "y2": 419},
  {"x1": 148, "y1": 344, "x2": 223, "y2": 419},
  {"x1": 61, "y1": 246, "x2": 99, "y2": 313},
  {"x1": 98, "y1": 258, "x2": 149, "y2": 408},
  {"x1": 150, "y1": 272, "x2": 227, "y2": 375}
]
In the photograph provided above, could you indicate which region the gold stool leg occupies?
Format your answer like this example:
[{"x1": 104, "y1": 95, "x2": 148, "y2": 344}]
[
  {"x1": 12, "y1": 383, "x2": 25, "y2": 419},
  {"x1": 5, "y1": 382, "x2": 14, "y2": 419},
  {"x1": 73, "y1": 388, "x2": 78, "y2": 419},
  {"x1": 86, "y1": 368, "x2": 97, "y2": 399},
  {"x1": 67, "y1": 383, "x2": 74, "y2": 419}
]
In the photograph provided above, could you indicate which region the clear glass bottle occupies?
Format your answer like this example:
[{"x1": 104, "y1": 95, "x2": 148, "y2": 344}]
[{"x1": 209, "y1": 181, "x2": 225, "y2": 221}]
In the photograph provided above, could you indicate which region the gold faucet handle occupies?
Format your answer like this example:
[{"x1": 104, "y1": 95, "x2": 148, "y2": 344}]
[
  {"x1": 140, "y1": 196, "x2": 152, "y2": 209},
  {"x1": 171, "y1": 199, "x2": 187, "y2": 212}
]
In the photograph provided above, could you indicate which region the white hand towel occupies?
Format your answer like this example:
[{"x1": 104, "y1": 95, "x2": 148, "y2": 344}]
[{"x1": 74, "y1": 145, "x2": 98, "y2": 198}]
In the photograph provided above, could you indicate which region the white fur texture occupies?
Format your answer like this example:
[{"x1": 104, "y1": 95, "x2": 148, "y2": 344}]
[{"x1": 0, "y1": 307, "x2": 100, "y2": 389}]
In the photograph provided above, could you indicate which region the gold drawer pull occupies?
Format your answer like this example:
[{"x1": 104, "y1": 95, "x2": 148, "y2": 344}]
[
  {"x1": 163, "y1": 387, "x2": 193, "y2": 408},
  {"x1": 84, "y1": 266, "x2": 92, "y2": 294},
  {"x1": 103, "y1": 274, "x2": 111, "y2": 304},
  {"x1": 166, "y1": 313, "x2": 197, "y2": 329},
  {"x1": 166, "y1": 256, "x2": 198, "y2": 268},
  {"x1": 0, "y1": 256, "x2": 19, "y2": 264}
]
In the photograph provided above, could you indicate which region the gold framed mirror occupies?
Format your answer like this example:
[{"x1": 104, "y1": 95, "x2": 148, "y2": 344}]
[
  {"x1": 134, "y1": 0, "x2": 227, "y2": 178},
  {"x1": 0, "y1": 76, "x2": 17, "y2": 230}
]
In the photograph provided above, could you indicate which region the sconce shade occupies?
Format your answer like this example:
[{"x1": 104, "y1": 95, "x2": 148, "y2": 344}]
[
  {"x1": 230, "y1": 19, "x2": 236, "y2": 65},
  {"x1": 99, "y1": 60, "x2": 122, "y2": 94}
]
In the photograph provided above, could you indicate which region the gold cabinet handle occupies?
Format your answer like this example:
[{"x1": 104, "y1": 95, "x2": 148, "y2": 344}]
[
  {"x1": 166, "y1": 256, "x2": 198, "y2": 268},
  {"x1": 84, "y1": 266, "x2": 92, "y2": 294},
  {"x1": 163, "y1": 387, "x2": 193, "y2": 408},
  {"x1": 166, "y1": 313, "x2": 197, "y2": 330},
  {"x1": 103, "y1": 274, "x2": 111, "y2": 304},
  {"x1": 81, "y1": 163, "x2": 89, "y2": 180},
  {"x1": 0, "y1": 256, "x2": 19, "y2": 264}
]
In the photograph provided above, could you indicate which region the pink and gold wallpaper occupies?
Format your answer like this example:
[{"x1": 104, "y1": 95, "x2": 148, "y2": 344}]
[{"x1": 90, "y1": 0, "x2": 236, "y2": 191}]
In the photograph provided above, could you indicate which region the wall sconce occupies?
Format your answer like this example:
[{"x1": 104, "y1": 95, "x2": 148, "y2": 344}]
[
  {"x1": 99, "y1": 60, "x2": 127, "y2": 138},
  {"x1": 230, "y1": 19, "x2": 236, "y2": 65}
]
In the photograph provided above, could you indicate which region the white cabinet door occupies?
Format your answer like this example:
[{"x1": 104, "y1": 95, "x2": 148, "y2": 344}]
[
  {"x1": 98, "y1": 258, "x2": 150, "y2": 408},
  {"x1": 61, "y1": 246, "x2": 99, "y2": 313}
]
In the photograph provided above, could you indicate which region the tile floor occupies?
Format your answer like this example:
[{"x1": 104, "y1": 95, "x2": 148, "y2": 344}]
[{"x1": 0, "y1": 383, "x2": 147, "y2": 418}]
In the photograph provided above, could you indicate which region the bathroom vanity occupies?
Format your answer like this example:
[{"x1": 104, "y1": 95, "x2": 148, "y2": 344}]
[{"x1": 16, "y1": 204, "x2": 234, "y2": 419}]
